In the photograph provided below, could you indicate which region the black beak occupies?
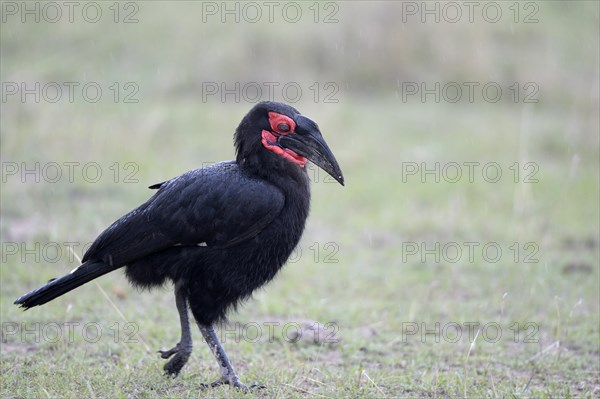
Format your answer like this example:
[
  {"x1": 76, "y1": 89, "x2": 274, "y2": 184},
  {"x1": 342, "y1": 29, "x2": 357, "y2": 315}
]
[{"x1": 278, "y1": 115, "x2": 344, "y2": 186}]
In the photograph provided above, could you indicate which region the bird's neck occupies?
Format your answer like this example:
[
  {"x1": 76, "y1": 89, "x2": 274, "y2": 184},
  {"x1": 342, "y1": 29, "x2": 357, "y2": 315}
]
[{"x1": 237, "y1": 154, "x2": 311, "y2": 196}]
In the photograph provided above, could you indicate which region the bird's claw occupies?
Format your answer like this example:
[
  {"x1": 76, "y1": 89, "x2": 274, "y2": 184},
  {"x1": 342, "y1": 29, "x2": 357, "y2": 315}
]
[
  {"x1": 158, "y1": 343, "x2": 179, "y2": 359},
  {"x1": 200, "y1": 376, "x2": 265, "y2": 391},
  {"x1": 248, "y1": 383, "x2": 267, "y2": 390},
  {"x1": 158, "y1": 343, "x2": 191, "y2": 377}
]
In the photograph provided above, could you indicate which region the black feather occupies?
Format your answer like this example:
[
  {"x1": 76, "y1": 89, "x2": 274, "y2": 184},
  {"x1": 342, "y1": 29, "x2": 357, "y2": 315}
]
[{"x1": 14, "y1": 261, "x2": 116, "y2": 309}]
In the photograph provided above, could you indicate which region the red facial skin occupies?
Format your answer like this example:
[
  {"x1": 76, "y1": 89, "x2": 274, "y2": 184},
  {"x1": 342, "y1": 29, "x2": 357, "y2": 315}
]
[{"x1": 261, "y1": 112, "x2": 307, "y2": 167}]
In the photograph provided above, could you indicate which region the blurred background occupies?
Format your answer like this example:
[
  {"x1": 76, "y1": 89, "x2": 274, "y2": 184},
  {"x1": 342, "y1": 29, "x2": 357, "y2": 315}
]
[{"x1": 1, "y1": 2, "x2": 598, "y2": 397}]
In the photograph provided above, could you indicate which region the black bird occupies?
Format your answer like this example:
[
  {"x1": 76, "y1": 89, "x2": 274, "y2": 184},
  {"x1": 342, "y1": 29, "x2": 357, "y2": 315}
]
[{"x1": 14, "y1": 102, "x2": 344, "y2": 390}]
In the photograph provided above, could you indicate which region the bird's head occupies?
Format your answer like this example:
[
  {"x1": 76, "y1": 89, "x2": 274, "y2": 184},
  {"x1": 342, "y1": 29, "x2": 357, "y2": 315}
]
[{"x1": 234, "y1": 102, "x2": 344, "y2": 186}]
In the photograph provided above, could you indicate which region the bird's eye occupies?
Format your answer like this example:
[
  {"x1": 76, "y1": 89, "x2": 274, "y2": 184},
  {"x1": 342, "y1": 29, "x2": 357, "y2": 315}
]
[{"x1": 268, "y1": 112, "x2": 296, "y2": 134}]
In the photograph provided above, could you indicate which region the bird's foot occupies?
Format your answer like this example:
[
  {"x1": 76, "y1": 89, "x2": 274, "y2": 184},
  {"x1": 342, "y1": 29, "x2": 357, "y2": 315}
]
[
  {"x1": 158, "y1": 343, "x2": 191, "y2": 377},
  {"x1": 201, "y1": 375, "x2": 265, "y2": 391},
  {"x1": 158, "y1": 343, "x2": 180, "y2": 359}
]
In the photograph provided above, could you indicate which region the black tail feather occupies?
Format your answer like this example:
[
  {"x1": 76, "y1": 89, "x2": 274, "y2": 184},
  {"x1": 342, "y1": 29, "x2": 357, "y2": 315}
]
[{"x1": 14, "y1": 260, "x2": 117, "y2": 309}]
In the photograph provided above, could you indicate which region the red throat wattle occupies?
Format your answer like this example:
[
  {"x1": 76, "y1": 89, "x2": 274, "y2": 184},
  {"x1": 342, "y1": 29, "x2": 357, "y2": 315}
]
[{"x1": 261, "y1": 112, "x2": 307, "y2": 168}]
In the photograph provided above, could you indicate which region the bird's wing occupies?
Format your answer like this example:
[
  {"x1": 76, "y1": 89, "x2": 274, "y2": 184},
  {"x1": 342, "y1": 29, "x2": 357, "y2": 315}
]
[{"x1": 82, "y1": 162, "x2": 285, "y2": 266}]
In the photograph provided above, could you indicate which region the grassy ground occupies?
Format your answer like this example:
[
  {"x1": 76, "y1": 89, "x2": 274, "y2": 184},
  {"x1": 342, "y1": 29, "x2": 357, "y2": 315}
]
[{"x1": 1, "y1": 2, "x2": 599, "y2": 398}]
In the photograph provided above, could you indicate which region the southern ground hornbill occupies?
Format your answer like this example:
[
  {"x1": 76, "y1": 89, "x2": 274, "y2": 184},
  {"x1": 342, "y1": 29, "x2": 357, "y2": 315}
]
[{"x1": 14, "y1": 101, "x2": 344, "y2": 390}]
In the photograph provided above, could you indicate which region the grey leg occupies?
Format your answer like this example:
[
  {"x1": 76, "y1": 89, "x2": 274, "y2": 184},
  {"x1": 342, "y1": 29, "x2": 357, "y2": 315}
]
[
  {"x1": 197, "y1": 323, "x2": 253, "y2": 390},
  {"x1": 159, "y1": 282, "x2": 192, "y2": 376}
]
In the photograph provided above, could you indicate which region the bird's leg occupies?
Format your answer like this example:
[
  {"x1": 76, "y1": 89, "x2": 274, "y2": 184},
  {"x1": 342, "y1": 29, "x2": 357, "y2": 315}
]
[
  {"x1": 197, "y1": 323, "x2": 263, "y2": 391},
  {"x1": 159, "y1": 282, "x2": 192, "y2": 376}
]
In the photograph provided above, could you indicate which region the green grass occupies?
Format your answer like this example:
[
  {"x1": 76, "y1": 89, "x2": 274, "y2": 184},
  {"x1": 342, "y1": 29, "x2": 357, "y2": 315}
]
[{"x1": 2, "y1": 2, "x2": 599, "y2": 398}]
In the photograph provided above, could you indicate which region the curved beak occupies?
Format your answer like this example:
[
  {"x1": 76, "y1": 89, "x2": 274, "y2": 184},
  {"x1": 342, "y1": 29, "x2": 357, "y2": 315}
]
[{"x1": 278, "y1": 115, "x2": 344, "y2": 186}]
